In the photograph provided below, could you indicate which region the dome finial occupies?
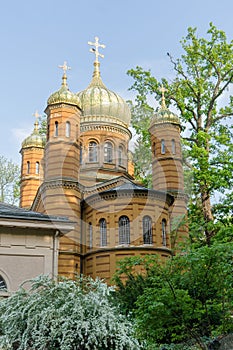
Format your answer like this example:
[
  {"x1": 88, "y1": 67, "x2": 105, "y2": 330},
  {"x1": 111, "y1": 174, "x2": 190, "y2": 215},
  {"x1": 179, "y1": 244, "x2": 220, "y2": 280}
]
[
  {"x1": 32, "y1": 110, "x2": 41, "y2": 133},
  {"x1": 159, "y1": 85, "x2": 167, "y2": 109},
  {"x1": 88, "y1": 36, "x2": 106, "y2": 78},
  {"x1": 58, "y1": 61, "x2": 71, "y2": 87}
]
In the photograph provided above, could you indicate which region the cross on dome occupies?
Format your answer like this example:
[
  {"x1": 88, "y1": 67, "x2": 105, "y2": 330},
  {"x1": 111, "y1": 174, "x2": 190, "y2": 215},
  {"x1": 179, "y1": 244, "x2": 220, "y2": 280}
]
[
  {"x1": 159, "y1": 85, "x2": 168, "y2": 109},
  {"x1": 88, "y1": 36, "x2": 106, "y2": 63},
  {"x1": 32, "y1": 110, "x2": 41, "y2": 132},
  {"x1": 58, "y1": 61, "x2": 71, "y2": 75},
  {"x1": 58, "y1": 61, "x2": 71, "y2": 87},
  {"x1": 33, "y1": 110, "x2": 41, "y2": 120}
]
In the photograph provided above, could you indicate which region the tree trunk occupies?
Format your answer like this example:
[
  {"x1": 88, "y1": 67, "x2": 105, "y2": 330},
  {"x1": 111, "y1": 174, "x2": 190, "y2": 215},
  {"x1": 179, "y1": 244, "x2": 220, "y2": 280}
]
[{"x1": 201, "y1": 190, "x2": 214, "y2": 245}]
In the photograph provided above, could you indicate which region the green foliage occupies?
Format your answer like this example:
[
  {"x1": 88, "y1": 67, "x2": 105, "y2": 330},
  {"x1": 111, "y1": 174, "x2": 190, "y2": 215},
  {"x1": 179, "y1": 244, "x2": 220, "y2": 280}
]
[
  {"x1": 128, "y1": 23, "x2": 233, "y2": 242},
  {"x1": 0, "y1": 275, "x2": 141, "y2": 350},
  {"x1": 0, "y1": 155, "x2": 20, "y2": 205},
  {"x1": 128, "y1": 102, "x2": 154, "y2": 187},
  {"x1": 114, "y1": 246, "x2": 233, "y2": 349},
  {"x1": 38, "y1": 114, "x2": 47, "y2": 136}
]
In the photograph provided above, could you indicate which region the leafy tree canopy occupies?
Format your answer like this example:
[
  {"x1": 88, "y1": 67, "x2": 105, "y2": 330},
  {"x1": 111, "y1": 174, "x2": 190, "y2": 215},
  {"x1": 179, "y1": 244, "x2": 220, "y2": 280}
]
[
  {"x1": 114, "y1": 245, "x2": 233, "y2": 349},
  {"x1": 0, "y1": 155, "x2": 20, "y2": 205}
]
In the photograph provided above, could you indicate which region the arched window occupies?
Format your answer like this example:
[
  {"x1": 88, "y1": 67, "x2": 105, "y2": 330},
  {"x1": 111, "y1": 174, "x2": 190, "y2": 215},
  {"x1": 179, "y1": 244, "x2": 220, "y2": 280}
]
[
  {"x1": 118, "y1": 145, "x2": 123, "y2": 166},
  {"x1": 54, "y1": 121, "x2": 59, "y2": 137},
  {"x1": 0, "y1": 276, "x2": 7, "y2": 291},
  {"x1": 161, "y1": 139, "x2": 165, "y2": 154},
  {"x1": 89, "y1": 222, "x2": 93, "y2": 249},
  {"x1": 100, "y1": 218, "x2": 107, "y2": 247},
  {"x1": 104, "y1": 142, "x2": 113, "y2": 163},
  {"x1": 152, "y1": 142, "x2": 156, "y2": 156},
  {"x1": 65, "y1": 121, "x2": 71, "y2": 137},
  {"x1": 35, "y1": 161, "x2": 40, "y2": 175},
  {"x1": 27, "y1": 161, "x2": 30, "y2": 174},
  {"x1": 80, "y1": 143, "x2": 83, "y2": 164},
  {"x1": 119, "y1": 216, "x2": 130, "y2": 245},
  {"x1": 88, "y1": 141, "x2": 98, "y2": 162},
  {"x1": 143, "y1": 216, "x2": 153, "y2": 244},
  {"x1": 162, "y1": 219, "x2": 167, "y2": 246},
  {"x1": 171, "y1": 139, "x2": 176, "y2": 154}
]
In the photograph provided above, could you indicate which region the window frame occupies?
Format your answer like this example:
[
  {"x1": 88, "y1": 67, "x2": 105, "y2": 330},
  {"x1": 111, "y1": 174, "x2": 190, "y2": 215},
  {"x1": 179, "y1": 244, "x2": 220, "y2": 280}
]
[
  {"x1": 104, "y1": 141, "x2": 113, "y2": 163},
  {"x1": 54, "y1": 121, "x2": 59, "y2": 137},
  {"x1": 88, "y1": 141, "x2": 98, "y2": 163},
  {"x1": 143, "y1": 216, "x2": 153, "y2": 244},
  {"x1": 119, "y1": 216, "x2": 130, "y2": 245},
  {"x1": 89, "y1": 222, "x2": 93, "y2": 249},
  {"x1": 161, "y1": 139, "x2": 166, "y2": 154},
  {"x1": 118, "y1": 145, "x2": 124, "y2": 166},
  {"x1": 99, "y1": 218, "x2": 107, "y2": 247},
  {"x1": 65, "y1": 121, "x2": 71, "y2": 138},
  {"x1": 171, "y1": 139, "x2": 176, "y2": 154},
  {"x1": 162, "y1": 219, "x2": 167, "y2": 246},
  {"x1": 27, "y1": 161, "x2": 30, "y2": 174},
  {"x1": 35, "y1": 161, "x2": 40, "y2": 175}
]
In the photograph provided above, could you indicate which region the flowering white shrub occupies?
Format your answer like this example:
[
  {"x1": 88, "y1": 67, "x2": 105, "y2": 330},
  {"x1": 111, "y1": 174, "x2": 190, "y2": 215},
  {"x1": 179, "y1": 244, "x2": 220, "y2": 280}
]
[{"x1": 0, "y1": 275, "x2": 141, "y2": 349}]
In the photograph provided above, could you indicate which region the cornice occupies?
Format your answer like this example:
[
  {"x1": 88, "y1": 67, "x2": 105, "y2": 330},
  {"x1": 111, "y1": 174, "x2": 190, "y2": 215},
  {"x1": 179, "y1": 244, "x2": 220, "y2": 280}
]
[
  {"x1": 84, "y1": 187, "x2": 174, "y2": 207},
  {"x1": 152, "y1": 156, "x2": 183, "y2": 162},
  {"x1": 45, "y1": 103, "x2": 81, "y2": 114},
  {"x1": 20, "y1": 146, "x2": 45, "y2": 153},
  {"x1": 150, "y1": 122, "x2": 181, "y2": 132},
  {"x1": 80, "y1": 118, "x2": 131, "y2": 138},
  {"x1": 83, "y1": 245, "x2": 172, "y2": 258},
  {"x1": 41, "y1": 178, "x2": 84, "y2": 192}
]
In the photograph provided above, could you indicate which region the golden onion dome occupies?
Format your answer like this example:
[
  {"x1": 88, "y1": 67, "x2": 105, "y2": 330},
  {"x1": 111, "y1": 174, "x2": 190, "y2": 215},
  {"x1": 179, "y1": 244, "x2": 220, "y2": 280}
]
[
  {"x1": 77, "y1": 62, "x2": 131, "y2": 127},
  {"x1": 150, "y1": 88, "x2": 180, "y2": 128},
  {"x1": 22, "y1": 120, "x2": 45, "y2": 149},
  {"x1": 47, "y1": 73, "x2": 80, "y2": 107}
]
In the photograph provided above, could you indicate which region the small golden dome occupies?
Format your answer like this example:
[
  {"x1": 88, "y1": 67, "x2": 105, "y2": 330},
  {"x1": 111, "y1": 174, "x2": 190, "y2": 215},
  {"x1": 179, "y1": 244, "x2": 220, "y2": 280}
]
[
  {"x1": 77, "y1": 62, "x2": 131, "y2": 127},
  {"x1": 150, "y1": 87, "x2": 180, "y2": 127},
  {"x1": 22, "y1": 120, "x2": 45, "y2": 149},
  {"x1": 47, "y1": 73, "x2": 80, "y2": 107}
]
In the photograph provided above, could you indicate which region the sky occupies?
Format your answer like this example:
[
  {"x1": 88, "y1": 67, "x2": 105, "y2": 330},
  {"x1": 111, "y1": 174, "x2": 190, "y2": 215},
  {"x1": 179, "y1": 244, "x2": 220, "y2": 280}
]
[{"x1": 1, "y1": 0, "x2": 233, "y2": 164}]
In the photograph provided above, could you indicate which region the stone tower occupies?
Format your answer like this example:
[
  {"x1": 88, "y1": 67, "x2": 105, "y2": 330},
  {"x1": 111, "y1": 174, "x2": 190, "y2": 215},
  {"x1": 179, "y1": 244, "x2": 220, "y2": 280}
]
[
  {"x1": 41, "y1": 62, "x2": 82, "y2": 278},
  {"x1": 149, "y1": 88, "x2": 187, "y2": 246},
  {"x1": 20, "y1": 115, "x2": 45, "y2": 208}
]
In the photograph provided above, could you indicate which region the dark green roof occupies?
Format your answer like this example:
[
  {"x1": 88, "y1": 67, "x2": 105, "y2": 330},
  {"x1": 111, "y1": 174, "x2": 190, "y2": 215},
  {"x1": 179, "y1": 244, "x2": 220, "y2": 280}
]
[{"x1": 0, "y1": 202, "x2": 70, "y2": 223}]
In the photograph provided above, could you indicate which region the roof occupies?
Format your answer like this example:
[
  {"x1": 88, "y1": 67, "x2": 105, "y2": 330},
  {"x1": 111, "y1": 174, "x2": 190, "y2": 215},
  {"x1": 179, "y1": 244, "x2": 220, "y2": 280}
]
[
  {"x1": 101, "y1": 182, "x2": 148, "y2": 193},
  {"x1": 0, "y1": 202, "x2": 74, "y2": 234},
  {"x1": 0, "y1": 202, "x2": 69, "y2": 223},
  {"x1": 83, "y1": 177, "x2": 174, "y2": 206}
]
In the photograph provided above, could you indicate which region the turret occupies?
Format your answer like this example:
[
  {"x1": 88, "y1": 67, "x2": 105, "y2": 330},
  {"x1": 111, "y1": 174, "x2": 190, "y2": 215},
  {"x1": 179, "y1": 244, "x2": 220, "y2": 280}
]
[
  {"x1": 44, "y1": 62, "x2": 81, "y2": 182},
  {"x1": 149, "y1": 88, "x2": 187, "y2": 245},
  {"x1": 20, "y1": 113, "x2": 45, "y2": 208},
  {"x1": 41, "y1": 62, "x2": 82, "y2": 279}
]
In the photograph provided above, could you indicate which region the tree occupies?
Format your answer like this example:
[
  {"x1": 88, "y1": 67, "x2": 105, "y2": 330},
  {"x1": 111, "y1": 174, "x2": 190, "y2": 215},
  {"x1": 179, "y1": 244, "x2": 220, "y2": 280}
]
[
  {"x1": 114, "y1": 246, "x2": 233, "y2": 349},
  {"x1": 38, "y1": 114, "x2": 47, "y2": 136},
  {"x1": 0, "y1": 155, "x2": 20, "y2": 205},
  {"x1": 128, "y1": 23, "x2": 233, "y2": 244},
  {"x1": 0, "y1": 275, "x2": 141, "y2": 350}
]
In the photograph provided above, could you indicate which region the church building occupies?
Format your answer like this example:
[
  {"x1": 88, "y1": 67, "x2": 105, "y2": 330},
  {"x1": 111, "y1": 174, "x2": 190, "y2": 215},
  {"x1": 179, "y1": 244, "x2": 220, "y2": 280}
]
[{"x1": 19, "y1": 37, "x2": 187, "y2": 284}]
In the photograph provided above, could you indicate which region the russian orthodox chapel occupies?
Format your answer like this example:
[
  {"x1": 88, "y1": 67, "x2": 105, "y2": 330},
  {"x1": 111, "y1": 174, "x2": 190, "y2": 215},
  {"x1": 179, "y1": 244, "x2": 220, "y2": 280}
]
[{"x1": 19, "y1": 37, "x2": 187, "y2": 283}]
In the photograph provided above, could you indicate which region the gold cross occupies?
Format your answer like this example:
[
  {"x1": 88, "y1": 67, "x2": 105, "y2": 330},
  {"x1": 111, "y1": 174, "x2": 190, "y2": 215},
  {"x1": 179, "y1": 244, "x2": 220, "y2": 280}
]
[
  {"x1": 33, "y1": 110, "x2": 41, "y2": 121},
  {"x1": 32, "y1": 110, "x2": 41, "y2": 131},
  {"x1": 88, "y1": 36, "x2": 106, "y2": 63},
  {"x1": 58, "y1": 61, "x2": 71, "y2": 74},
  {"x1": 159, "y1": 85, "x2": 168, "y2": 108}
]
